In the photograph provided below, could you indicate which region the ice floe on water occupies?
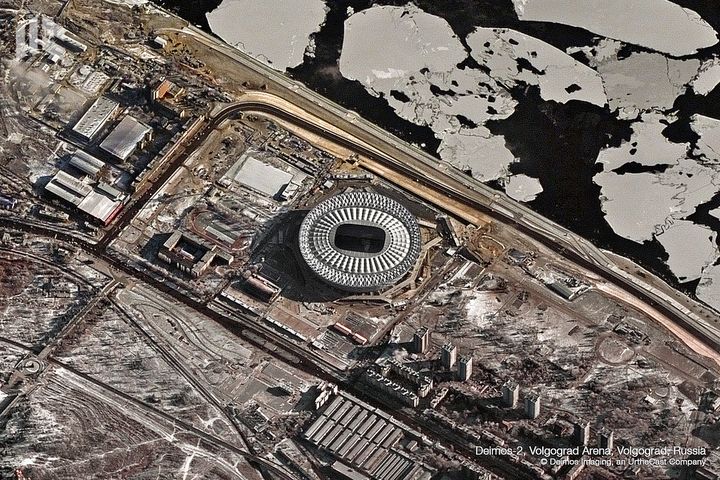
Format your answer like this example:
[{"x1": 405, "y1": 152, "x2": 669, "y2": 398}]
[
  {"x1": 656, "y1": 220, "x2": 718, "y2": 282},
  {"x1": 691, "y1": 114, "x2": 720, "y2": 163},
  {"x1": 595, "y1": 110, "x2": 720, "y2": 287},
  {"x1": 465, "y1": 27, "x2": 607, "y2": 107},
  {"x1": 206, "y1": 0, "x2": 327, "y2": 71},
  {"x1": 436, "y1": 127, "x2": 516, "y2": 181},
  {"x1": 512, "y1": 0, "x2": 718, "y2": 56},
  {"x1": 339, "y1": 5, "x2": 614, "y2": 182},
  {"x1": 595, "y1": 169, "x2": 683, "y2": 243},
  {"x1": 594, "y1": 52, "x2": 699, "y2": 119},
  {"x1": 504, "y1": 174, "x2": 543, "y2": 203},
  {"x1": 596, "y1": 157, "x2": 719, "y2": 243},
  {"x1": 698, "y1": 265, "x2": 720, "y2": 312},
  {"x1": 692, "y1": 58, "x2": 720, "y2": 95},
  {"x1": 595, "y1": 113, "x2": 686, "y2": 171},
  {"x1": 339, "y1": 4, "x2": 465, "y2": 94},
  {"x1": 340, "y1": 4, "x2": 518, "y2": 181}
]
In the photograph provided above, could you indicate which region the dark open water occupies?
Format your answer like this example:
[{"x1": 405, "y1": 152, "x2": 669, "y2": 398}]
[{"x1": 156, "y1": 0, "x2": 720, "y2": 297}]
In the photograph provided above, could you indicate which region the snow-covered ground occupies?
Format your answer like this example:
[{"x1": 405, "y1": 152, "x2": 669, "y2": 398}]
[
  {"x1": 206, "y1": 0, "x2": 327, "y2": 71},
  {"x1": 512, "y1": 0, "x2": 718, "y2": 56}
]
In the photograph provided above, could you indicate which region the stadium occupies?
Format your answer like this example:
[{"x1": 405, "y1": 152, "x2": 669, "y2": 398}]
[{"x1": 298, "y1": 191, "x2": 422, "y2": 292}]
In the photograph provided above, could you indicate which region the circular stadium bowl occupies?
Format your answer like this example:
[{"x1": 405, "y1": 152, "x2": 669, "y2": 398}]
[{"x1": 298, "y1": 191, "x2": 422, "y2": 292}]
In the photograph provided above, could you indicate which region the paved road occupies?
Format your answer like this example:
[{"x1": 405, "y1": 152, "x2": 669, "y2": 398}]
[{"x1": 200, "y1": 98, "x2": 720, "y2": 363}]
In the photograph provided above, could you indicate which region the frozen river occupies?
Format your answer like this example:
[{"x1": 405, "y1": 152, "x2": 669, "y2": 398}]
[
  {"x1": 206, "y1": 0, "x2": 327, "y2": 71},
  {"x1": 157, "y1": 0, "x2": 720, "y2": 313}
]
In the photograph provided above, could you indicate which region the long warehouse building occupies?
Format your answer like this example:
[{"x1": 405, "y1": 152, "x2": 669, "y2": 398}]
[
  {"x1": 71, "y1": 96, "x2": 120, "y2": 142},
  {"x1": 100, "y1": 115, "x2": 152, "y2": 161}
]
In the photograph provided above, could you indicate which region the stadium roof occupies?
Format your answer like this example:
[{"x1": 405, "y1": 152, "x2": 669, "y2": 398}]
[{"x1": 299, "y1": 191, "x2": 421, "y2": 292}]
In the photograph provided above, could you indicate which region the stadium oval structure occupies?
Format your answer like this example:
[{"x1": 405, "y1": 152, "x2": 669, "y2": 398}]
[{"x1": 299, "y1": 191, "x2": 422, "y2": 292}]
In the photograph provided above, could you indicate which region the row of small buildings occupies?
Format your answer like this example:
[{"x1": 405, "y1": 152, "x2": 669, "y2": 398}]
[{"x1": 305, "y1": 386, "x2": 433, "y2": 480}]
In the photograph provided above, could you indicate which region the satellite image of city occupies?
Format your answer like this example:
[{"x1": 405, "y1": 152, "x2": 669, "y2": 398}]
[{"x1": 3, "y1": 0, "x2": 720, "y2": 479}]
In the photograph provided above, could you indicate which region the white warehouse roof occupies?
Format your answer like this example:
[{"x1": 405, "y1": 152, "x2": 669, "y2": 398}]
[
  {"x1": 100, "y1": 116, "x2": 151, "y2": 161},
  {"x1": 72, "y1": 96, "x2": 119, "y2": 141}
]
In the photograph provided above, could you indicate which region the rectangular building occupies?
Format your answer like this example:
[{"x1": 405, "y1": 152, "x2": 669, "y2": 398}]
[
  {"x1": 72, "y1": 96, "x2": 120, "y2": 141},
  {"x1": 457, "y1": 356, "x2": 473, "y2": 382},
  {"x1": 100, "y1": 116, "x2": 152, "y2": 161},
  {"x1": 68, "y1": 150, "x2": 106, "y2": 177},
  {"x1": 502, "y1": 381, "x2": 519, "y2": 408},
  {"x1": 441, "y1": 343, "x2": 457, "y2": 370},
  {"x1": 525, "y1": 394, "x2": 541, "y2": 419},
  {"x1": 44, "y1": 170, "x2": 123, "y2": 225},
  {"x1": 412, "y1": 327, "x2": 429, "y2": 354}
]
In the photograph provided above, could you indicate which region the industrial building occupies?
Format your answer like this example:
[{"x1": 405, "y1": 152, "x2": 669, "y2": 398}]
[
  {"x1": 71, "y1": 96, "x2": 120, "y2": 142},
  {"x1": 221, "y1": 154, "x2": 296, "y2": 198},
  {"x1": 440, "y1": 343, "x2": 457, "y2": 370},
  {"x1": 547, "y1": 281, "x2": 577, "y2": 301},
  {"x1": 100, "y1": 116, "x2": 152, "y2": 161},
  {"x1": 331, "y1": 322, "x2": 369, "y2": 346},
  {"x1": 158, "y1": 230, "x2": 233, "y2": 278},
  {"x1": 240, "y1": 273, "x2": 282, "y2": 303},
  {"x1": 68, "y1": 151, "x2": 106, "y2": 178},
  {"x1": 44, "y1": 170, "x2": 123, "y2": 225},
  {"x1": 299, "y1": 191, "x2": 421, "y2": 292},
  {"x1": 303, "y1": 391, "x2": 432, "y2": 480}
]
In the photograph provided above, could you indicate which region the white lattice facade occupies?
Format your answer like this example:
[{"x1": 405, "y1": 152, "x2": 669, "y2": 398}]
[{"x1": 299, "y1": 192, "x2": 421, "y2": 292}]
